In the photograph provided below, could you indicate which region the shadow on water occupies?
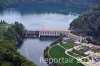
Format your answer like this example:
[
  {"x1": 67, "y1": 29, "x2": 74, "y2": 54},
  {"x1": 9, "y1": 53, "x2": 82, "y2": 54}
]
[
  {"x1": 16, "y1": 37, "x2": 57, "y2": 49},
  {"x1": 16, "y1": 41, "x2": 24, "y2": 50},
  {"x1": 39, "y1": 36, "x2": 58, "y2": 41},
  {"x1": 0, "y1": 4, "x2": 84, "y2": 15}
]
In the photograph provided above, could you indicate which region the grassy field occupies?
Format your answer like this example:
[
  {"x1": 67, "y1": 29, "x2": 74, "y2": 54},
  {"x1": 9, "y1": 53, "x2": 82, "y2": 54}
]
[
  {"x1": 68, "y1": 50, "x2": 87, "y2": 57},
  {"x1": 49, "y1": 45, "x2": 85, "y2": 66},
  {"x1": 60, "y1": 42, "x2": 77, "y2": 49}
]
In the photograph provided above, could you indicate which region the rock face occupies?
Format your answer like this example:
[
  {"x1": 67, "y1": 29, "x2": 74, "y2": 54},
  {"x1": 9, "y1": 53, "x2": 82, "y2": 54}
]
[
  {"x1": 0, "y1": 0, "x2": 100, "y2": 9},
  {"x1": 70, "y1": 5, "x2": 100, "y2": 45}
]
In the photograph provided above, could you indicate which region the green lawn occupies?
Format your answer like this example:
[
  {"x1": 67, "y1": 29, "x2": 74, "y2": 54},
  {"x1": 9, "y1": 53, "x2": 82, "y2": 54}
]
[
  {"x1": 73, "y1": 50, "x2": 87, "y2": 57},
  {"x1": 68, "y1": 50, "x2": 87, "y2": 57},
  {"x1": 49, "y1": 45, "x2": 85, "y2": 66},
  {"x1": 60, "y1": 42, "x2": 77, "y2": 49},
  {"x1": 68, "y1": 51, "x2": 80, "y2": 57}
]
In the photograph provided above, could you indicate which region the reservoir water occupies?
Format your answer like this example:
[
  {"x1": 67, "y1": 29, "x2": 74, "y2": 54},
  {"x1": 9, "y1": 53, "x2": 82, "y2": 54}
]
[{"x1": 0, "y1": 6, "x2": 80, "y2": 66}]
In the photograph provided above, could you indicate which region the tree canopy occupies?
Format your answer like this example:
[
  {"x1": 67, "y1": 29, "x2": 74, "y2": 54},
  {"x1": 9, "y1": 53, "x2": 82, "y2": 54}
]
[{"x1": 70, "y1": 5, "x2": 100, "y2": 45}]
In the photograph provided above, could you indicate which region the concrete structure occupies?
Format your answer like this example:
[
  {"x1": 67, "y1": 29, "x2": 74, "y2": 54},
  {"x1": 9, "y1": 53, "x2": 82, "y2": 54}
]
[
  {"x1": 25, "y1": 29, "x2": 86, "y2": 43},
  {"x1": 25, "y1": 31, "x2": 39, "y2": 38},
  {"x1": 25, "y1": 29, "x2": 71, "y2": 38},
  {"x1": 39, "y1": 29, "x2": 70, "y2": 37},
  {"x1": 68, "y1": 33, "x2": 86, "y2": 42}
]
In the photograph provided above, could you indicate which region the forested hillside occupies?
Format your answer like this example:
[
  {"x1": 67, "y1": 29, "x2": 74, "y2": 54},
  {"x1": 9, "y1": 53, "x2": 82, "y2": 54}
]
[
  {"x1": 0, "y1": 21, "x2": 37, "y2": 66},
  {"x1": 70, "y1": 5, "x2": 100, "y2": 45},
  {"x1": 0, "y1": 0, "x2": 100, "y2": 9}
]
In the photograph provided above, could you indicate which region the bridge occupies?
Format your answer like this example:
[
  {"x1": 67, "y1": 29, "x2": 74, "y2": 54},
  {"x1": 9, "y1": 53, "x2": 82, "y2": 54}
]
[{"x1": 25, "y1": 29, "x2": 71, "y2": 38}]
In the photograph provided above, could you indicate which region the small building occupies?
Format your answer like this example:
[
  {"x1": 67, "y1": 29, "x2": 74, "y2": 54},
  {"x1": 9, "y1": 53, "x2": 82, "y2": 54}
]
[
  {"x1": 90, "y1": 45, "x2": 100, "y2": 50},
  {"x1": 62, "y1": 37, "x2": 75, "y2": 43},
  {"x1": 85, "y1": 51, "x2": 94, "y2": 55},
  {"x1": 68, "y1": 33, "x2": 86, "y2": 43},
  {"x1": 74, "y1": 45, "x2": 83, "y2": 50}
]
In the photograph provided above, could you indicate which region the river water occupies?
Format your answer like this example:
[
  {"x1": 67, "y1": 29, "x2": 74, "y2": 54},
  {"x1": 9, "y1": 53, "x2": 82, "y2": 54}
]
[{"x1": 0, "y1": 6, "x2": 81, "y2": 66}]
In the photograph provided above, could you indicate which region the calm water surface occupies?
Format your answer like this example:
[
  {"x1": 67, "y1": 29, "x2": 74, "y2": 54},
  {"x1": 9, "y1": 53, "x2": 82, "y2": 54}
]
[
  {"x1": 17, "y1": 38, "x2": 54, "y2": 66},
  {"x1": 0, "y1": 6, "x2": 80, "y2": 66},
  {"x1": 0, "y1": 8, "x2": 78, "y2": 30}
]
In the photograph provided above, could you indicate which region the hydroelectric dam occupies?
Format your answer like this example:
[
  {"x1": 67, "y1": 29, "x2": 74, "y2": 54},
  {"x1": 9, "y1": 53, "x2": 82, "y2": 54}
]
[{"x1": 25, "y1": 29, "x2": 71, "y2": 38}]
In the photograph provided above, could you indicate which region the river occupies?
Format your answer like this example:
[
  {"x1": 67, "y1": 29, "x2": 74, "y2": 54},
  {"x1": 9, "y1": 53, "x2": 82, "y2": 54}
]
[{"x1": 0, "y1": 5, "x2": 81, "y2": 66}]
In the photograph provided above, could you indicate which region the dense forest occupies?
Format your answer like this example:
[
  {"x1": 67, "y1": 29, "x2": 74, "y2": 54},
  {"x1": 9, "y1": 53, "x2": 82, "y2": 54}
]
[
  {"x1": 0, "y1": 21, "x2": 37, "y2": 66},
  {"x1": 70, "y1": 5, "x2": 100, "y2": 45},
  {"x1": 0, "y1": 0, "x2": 100, "y2": 9}
]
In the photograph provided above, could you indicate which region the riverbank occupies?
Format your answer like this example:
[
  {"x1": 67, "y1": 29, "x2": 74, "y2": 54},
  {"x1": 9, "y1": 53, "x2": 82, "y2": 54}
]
[
  {"x1": 43, "y1": 36, "x2": 85, "y2": 66},
  {"x1": 0, "y1": 21, "x2": 37, "y2": 66},
  {"x1": 43, "y1": 37, "x2": 64, "y2": 66}
]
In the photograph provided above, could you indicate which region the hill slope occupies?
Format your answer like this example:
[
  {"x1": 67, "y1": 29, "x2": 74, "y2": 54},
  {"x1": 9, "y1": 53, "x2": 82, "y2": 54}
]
[
  {"x1": 70, "y1": 5, "x2": 100, "y2": 45},
  {"x1": 0, "y1": 21, "x2": 37, "y2": 66},
  {"x1": 0, "y1": 0, "x2": 100, "y2": 9}
]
